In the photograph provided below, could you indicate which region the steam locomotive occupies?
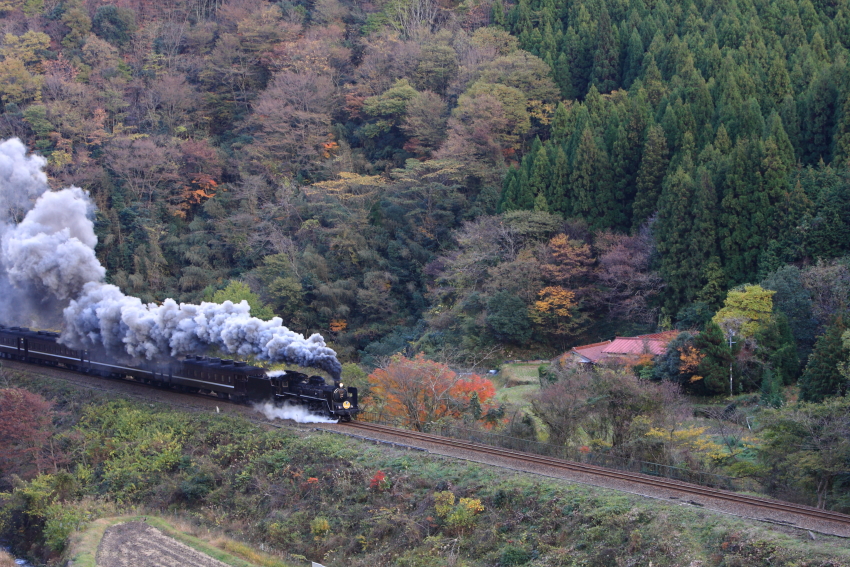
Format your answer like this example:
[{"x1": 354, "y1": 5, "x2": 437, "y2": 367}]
[{"x1": 0, "y1": 325, "x2": 359, "y2": 421}]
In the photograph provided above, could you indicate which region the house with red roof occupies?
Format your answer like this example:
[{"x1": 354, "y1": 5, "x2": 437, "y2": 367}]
[{"x1": 563, "y1": 331, "x2": 680, "y2": 365}]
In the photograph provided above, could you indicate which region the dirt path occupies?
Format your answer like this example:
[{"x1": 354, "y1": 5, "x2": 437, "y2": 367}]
[{"x1": 96, "y1": 522, "x2": 231, "y2": 567}]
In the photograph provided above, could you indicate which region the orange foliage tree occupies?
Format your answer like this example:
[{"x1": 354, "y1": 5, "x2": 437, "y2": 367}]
[
  {"x1": 532, "y1": 285, "x2": 582, "y2": 339},
  {"x1": 0, "y1": 388, "x2": 58, "y2": 479},
  {"x1": 367, "y1": 353, "x2": 496, "y2": 431}
]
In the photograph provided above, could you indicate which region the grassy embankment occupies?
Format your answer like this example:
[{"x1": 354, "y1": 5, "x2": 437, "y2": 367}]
[{"x1": 2, "y1": 369, "x2": 850, "y2": 567}]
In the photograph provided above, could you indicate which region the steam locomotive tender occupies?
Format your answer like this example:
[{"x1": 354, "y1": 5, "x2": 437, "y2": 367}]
[{"x1": 0, "y1": 325, "x2": 358, "y2": 421}]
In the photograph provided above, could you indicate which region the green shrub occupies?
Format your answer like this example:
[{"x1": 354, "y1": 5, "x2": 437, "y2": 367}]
[{"x1": 500, "y1": 545, "x2": 531, "y2": 566}]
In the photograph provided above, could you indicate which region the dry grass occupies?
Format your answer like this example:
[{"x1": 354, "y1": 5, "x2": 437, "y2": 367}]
[
  {"x1": 0, "y1": 549, "x2": 17, "y2": 567},
  {"x1": 65, "y1": 515, "x2": 299, "y2": 567},
  {"x1": 498, "y1": 363, "x2": 542, "y2": 387}
]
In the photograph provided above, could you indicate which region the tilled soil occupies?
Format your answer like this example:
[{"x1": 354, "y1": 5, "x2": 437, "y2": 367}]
[{"x1": 96, "y1": 522, "x2": 230, "y2": 567}]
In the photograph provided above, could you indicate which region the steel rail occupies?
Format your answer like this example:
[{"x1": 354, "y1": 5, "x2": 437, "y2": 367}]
[{"x1": 342, "y1": 421, "x2": 850, "y2": 527}]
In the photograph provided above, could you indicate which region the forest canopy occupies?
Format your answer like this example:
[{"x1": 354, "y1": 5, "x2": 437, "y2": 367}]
[{"x1": 3, "y1": 0, "x2": 850, "y2": 381}]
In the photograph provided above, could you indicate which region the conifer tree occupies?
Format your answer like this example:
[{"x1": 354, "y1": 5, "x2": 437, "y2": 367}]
[
  {"x1": 759, "y1": 367, "x2": 785, "y2": 407},
  {"x1": 693, "y1": 320, "x2": 734, "y2": 395},
  {"x1": 655, "y1": 161, "x2": 697, "y2": 312},
  {"x1": 569, "y1": 127, "x2": 617, "y2": 228},
  {"x1": 499, "y1": 168, "x2": 520, "y2": 212},
  {"x1": 801, "y1": 71, "x2": 837, "y2": 164},
  {"x1": 832, "y1": 91, "x2": 850, "y2": 166},
  {"x1": 766, "y1": 56, "x2": 792, "y2": 110},
  {"x1": 562, "y1": 25, "x2": 591, "y2": 98},
  {"x1": 719, "y1": 138, "x2": 768, "y2": 285},
  {"x1": 623, "y1": 28, "x2": 644, "y2": 88},
  {"x1": 689, "y1": 166, "x2": 721, "y2": 295},
  {"x1": 765, "y1": 112, "x2": 795, "y2": 168},
  {"x1": 548, "y1": 144, "x2": 570, "y2": 216},
  {"x1": 632, "y1": 124, "x2": 669, "y2": 229},
  {"x1": 643, "y1": 54, "x2": 666, "y2": 106},
  {"x1": 610, "y1": 124, "x2": 639, "y2": 230},
  {"x1": 492, "y1": 0, "x2": 507, "y2": 28},
  {"x1": 590, "y1": 7, "x2": 620, "y2": 93},
  {"x1": 527, "y1": 144, "x2": 550, "y2": 205},
  {"x1": 799, "y1": 319, "x2": 848, "y2": 403},
  {"x1": 550, "y1": 101, "x2": 573, "y2": 142}
]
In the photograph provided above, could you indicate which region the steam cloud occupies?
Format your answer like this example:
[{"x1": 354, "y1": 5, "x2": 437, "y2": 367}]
[
  {"x1": 0, "y1": 138, "x2": 342, "y2": 379},
  {"x1": 253, "y1": 401, "x2": 336, "y2": 424}
]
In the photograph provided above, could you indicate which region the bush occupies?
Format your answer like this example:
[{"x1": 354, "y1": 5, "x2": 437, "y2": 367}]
[
  {"x1": 500, "y1": 545, "x2": 532, "y2": 566},
  {"x1": 310, "y1": 516, "x2": 330, "y2": 539},
  {"x1": 179, "y1": 471, "x2": 215, "y2": 503}
]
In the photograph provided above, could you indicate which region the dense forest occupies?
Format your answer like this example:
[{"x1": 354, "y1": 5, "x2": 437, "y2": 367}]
[{"x1": 2, "y1": 0, "x2": 850, "y2": 398}]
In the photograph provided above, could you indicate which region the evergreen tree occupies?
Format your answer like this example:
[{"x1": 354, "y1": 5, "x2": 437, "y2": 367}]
[
  {"x1": 550, "y1": 101, "x2": 573, "y2": 142},
  {"x1": 832, "y1": 91, "x2": 850, "y2": 166},
  {"x1": 690, "y1": 166, "x2": 721, "y2": 296},
  {"x1": 766, "y1": 56, "x2": 793, "y2": 111},
  {"x1": 499, "y1": 168, "x2": 520, "y2": 212},
  {"x1": 799, "y1": 319, "x2": 849, "y2": 403},
  {"x1": 804, "y1": 165, "x2": 850, "y2": 258},
  {"x1": 801, "y1": 70, "x2": 838, "y2": 165},
  {"x1": 759, "y1": 367, "x2": 785, "y2": 407},
  {"x1": 632, "y1": 124, "x2": 669, "y2": 229},
  {"x1": 765, "y1": 112, "x2": 795, "y2": 169},
  {"x1": 569, "y1": 127, "x2": 618, "y2": 228},
  {"x1": 762, "y1": 265, "x2": 818, "y2": 361},
  {"x1": 719, "y1": 138, "x2": 770, "y2": 285},
  {"x1": 553, "y1": 52, "x2": 574, "y2": 99},
  {"x1": 622, "y1": 28, "x2": 644, "y2": 88},
  {"x1": 655, "y1": 161, "x2": 698, "y2": 312},
  {"x1": 548, "y1": 144, "x2": 570, "y2": 216},
  {"x1": 492, "y1": 0, "x2": 507, "y2": 28},
  {"x1": 527, "y1": 144, "x2": 550, "y2": 204},
  {"x1": 693, "y1": 320, "x2": 734, "y2": 395},
  {"x1": 590, "y1": 6, "x2": 620, "y2": 93}
]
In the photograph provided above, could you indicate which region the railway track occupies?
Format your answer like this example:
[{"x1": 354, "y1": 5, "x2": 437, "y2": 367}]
[
  {"x1": 338, "y1": 420, "x2": 850, "y2": 537},
  {"x1": 7, "y1": 359, "x2": 850, "y2": 537}
]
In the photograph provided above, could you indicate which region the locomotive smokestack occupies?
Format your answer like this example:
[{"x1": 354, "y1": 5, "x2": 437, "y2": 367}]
[{"x1": 0, "y1": 138, "x2": 342, "y2": 378}]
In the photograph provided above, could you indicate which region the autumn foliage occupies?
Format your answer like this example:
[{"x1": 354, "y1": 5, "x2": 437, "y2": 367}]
[
  {"x1": 0, "y1": 388, "x2": 57, "y2": 480},
  {"x1": 367, "y1": 354, "x2": 496, "y2": 430}
]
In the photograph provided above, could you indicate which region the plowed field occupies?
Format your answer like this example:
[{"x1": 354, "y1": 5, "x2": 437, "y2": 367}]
[{"x1": 97, "y1": 522, "x2": 230, "y2": 567}]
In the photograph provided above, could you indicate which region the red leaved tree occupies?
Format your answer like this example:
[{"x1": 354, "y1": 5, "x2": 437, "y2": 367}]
[
  {"x1": 368, "y1": 354, "x2": 496, "y2": 431},
  {"x1": 0, "y1": 388, "x2": 57, "y2": 480}
]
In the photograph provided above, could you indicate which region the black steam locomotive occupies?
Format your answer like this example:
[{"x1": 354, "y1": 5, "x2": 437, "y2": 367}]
[{"x1": 0, "y1": 325, "x2": 359, "y2": 421}]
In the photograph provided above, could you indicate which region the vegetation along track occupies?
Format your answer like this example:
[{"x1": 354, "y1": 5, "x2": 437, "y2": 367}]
[
  {"x1": 336, "y1": 420, "x2": 850, "y2": 538},
  {"x1": 8, "y1": 359, "x2": 850, "y2": 538}
]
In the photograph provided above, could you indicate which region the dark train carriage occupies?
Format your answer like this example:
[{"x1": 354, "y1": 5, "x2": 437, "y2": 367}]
[
  {"x1": 0, "y1": 325, "x2": 359, "y2": 419},
  {"x1": 0, "y1": 327, "x2": 87, "y2": 368},
  {"x1": 177, "y1": 356, "x2": 272, "y2": 402}
]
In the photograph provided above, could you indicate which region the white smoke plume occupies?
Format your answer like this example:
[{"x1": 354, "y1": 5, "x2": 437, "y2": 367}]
[
  {"x1": 0, "y1": 138, "x2": 49, "y2": 225},
  {"x1": 3, "y1": 188, "x2": 105, "y2": 300},
  {"x1": 253, "y1": 401, "x2": 336, "y2": 423},
  {"x1": 0, "y1": 138, "x2": 342, "y2": 379},
  {"x1": 0, "y1": 138, "x2": 57, "y2": 327},
  {"x1": 62, "y1": 284, "x2": 343, "y2": 377}
]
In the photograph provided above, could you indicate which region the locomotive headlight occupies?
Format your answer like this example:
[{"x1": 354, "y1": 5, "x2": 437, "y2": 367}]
[{"x1": 343, "y1": 401, "x2": 351, "y2": 409}]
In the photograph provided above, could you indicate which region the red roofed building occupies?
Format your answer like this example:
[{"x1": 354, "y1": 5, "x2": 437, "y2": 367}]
[
  {"x1": 569, "y1": 340, "x2": 612, "y2": 364},
  {"x1": 563, "y1": 331, "x2": 680, "y2": 365}
]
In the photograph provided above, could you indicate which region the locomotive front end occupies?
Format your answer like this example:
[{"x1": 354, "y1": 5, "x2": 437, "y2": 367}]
[{"x1": 331, "y1": 381, "x2": 360, "y2": 422}]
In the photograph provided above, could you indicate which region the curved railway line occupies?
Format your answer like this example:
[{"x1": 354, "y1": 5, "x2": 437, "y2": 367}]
[
  {"x1": 5, "y1": 359, "x2": 850, "y2": 539},
  {"x1": 333, "y1": 421, "x2": 850, "y2": 537}
]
